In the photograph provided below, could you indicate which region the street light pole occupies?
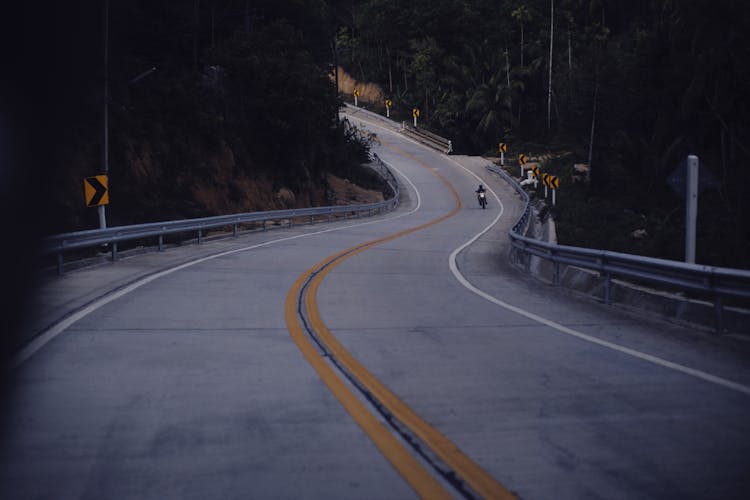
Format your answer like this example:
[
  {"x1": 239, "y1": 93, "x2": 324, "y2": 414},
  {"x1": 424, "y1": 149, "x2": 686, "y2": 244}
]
[{"x1": 100, "y1": 0, "x2": 109, "y2": 230}]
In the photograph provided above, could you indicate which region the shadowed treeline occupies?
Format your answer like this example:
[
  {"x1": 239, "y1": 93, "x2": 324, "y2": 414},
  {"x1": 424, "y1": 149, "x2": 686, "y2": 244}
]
[{"x1": 333, "y1": 0, "x2": 750, "y2": 268}]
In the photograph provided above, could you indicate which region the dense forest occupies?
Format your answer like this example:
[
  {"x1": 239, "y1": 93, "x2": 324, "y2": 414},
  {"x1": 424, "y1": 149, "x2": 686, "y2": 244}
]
[
  {"x1": 5, "y1": 0, "x2": 378, "y2": 240},
  {"x1": 2, "y1": 0, "x2": 749, "y2": 267},
  {"x1": 334, "y1": 0, "x2": 750, "y2": 268}
]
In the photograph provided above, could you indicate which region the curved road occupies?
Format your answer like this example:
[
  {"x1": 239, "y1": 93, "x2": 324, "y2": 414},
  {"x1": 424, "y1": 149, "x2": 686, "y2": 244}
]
[{"x1": 2, "y1": 110, "x2": 749, "y2": 499}]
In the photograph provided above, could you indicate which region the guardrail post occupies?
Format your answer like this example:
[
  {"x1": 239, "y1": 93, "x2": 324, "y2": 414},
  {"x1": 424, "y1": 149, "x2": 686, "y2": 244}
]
[
  {"x1": 553, "y1": 259, "x2": 560, "y2": 286},
  {"x1": 111, "y1": 242, "x2": 118, "y2": 262},
  {"x1": 198, "y1": 230, "x2": 203, "y2": 244},
  {"x1": 57, "y1": 253, "x2": 64, "y2": 275},
  {"x1": 310, "y1": 215, "x2": 314, "y2": 225},
  {"x1": 714, "y1": 296, "x2": 724, "y2": 334},
  {"x1": 524, "y1": 242, "x2": 531, "y2": 273},
  {"x1": 233, "y1": 224, "x2": 238, "y2": 238},
  {"x1": 604, "y1": 273, "x2": 611, "y2": 304},
  {"x1": 158, "y1": 235, "x2": 164, "y2": 251},
  {"x1": 263, "y1": 220, "x2": 267, "y2": 232}
]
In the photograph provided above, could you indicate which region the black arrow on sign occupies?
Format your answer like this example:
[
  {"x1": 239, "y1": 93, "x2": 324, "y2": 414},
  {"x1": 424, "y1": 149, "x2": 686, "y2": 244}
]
[{"x1": 86, "y1": 176, "x2": 108, "y2": 206}]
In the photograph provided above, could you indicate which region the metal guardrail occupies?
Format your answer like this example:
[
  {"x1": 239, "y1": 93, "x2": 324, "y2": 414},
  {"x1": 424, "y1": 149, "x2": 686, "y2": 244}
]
[
  {"x1": 401, "y1": 123, "x2": 452, "y2": 153},
  {"x1": 42, "y1": 156, "x2": 400, "y2": 274},
  {"x1": 487, "y1": 164, "x2": 750, "y2": 331}
]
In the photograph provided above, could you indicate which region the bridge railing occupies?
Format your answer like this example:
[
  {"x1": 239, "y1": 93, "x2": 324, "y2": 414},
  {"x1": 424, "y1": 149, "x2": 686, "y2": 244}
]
[
  {"x1": 486, "y1": 164, "x2": 750, "y2": 332},
  {"x1": 41, "y1": 155, "x2": 400, "y2": 274}
]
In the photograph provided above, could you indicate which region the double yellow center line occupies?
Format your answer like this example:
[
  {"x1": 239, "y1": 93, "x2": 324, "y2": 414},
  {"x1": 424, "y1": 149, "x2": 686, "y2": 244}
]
[{"x1": 284, "y1": 145, "x2": 516, "y2": 499}]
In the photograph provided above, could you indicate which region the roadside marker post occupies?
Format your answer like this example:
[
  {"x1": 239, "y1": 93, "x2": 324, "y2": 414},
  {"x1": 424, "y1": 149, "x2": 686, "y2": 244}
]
[
  {"x1": 385, "y1": 98, "x2": 392, "y2": 118},
  {"x1": 686, "y1": 155, "x2": 698, "y2": 263},
  {"x1": 548, "y1": 175, "x2": 560, "y2": 205},
  {"x1": 667, "y1": 154, "x2": 718, "y2": 264},
  {"x1": 353, "y1": 88, "x2": 360, "y2": 106},
  {"x1": 498, "y1": 143, "x2": 507, "y2": 166},
  {"x1": 412, "y1": 108, "x2": 420, "y2": 127},
  {"x1": 542, "y1": 173, "x2": 550, "y2": 198},
  {"x1": 518, "y1": 153, "x2": 527, "y2": 177}
]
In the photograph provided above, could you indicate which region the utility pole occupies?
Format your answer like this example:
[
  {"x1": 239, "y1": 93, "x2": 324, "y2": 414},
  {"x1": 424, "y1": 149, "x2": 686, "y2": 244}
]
[
  {"x1": 100, "y1": 0, "x2": 109, "y2": 230},
  {"x1": 333, "y1": 36, "x2": 339, "y2": 125}
]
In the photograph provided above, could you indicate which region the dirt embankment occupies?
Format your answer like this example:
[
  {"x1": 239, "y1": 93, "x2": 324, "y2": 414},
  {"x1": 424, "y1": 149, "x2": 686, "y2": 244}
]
[
  {"x1": 334, "y1": 66, "x2": 385, "y2": 105},
  {"x1": 326, "y1": 174, "x2": 384, "y2": 205}
]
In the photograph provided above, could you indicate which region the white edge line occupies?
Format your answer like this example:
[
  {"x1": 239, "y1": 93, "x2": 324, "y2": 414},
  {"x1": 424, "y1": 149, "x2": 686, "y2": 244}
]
[
  {"x1": 445, "y1": 157, "x2": 750, "y2": 397},
  {"x1": 9, "y1": 149, "x2": 422, "y2": 371}
]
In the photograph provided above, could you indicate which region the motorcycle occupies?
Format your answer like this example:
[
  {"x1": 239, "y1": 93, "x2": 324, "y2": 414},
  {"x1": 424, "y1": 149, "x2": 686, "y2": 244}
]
[{"x1": 477, "y1": 191, "x2": 487, "y2": 209}]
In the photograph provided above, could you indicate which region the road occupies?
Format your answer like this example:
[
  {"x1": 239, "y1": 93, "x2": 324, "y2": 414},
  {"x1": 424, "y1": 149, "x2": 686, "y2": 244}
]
[{"x1": 1, "y1": 109, "x2": 749, "y2": 499}]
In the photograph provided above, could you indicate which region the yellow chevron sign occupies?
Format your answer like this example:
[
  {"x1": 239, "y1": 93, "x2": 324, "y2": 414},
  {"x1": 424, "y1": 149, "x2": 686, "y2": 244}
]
[
  {"x1": 353, "y1": 89, "x2": 360, "y2": 97},
  {"x1": 531, "y1": 165, "x2": 540, "y2": 178},
  {"x1": 498, "y1": 143, "x2": 507, "y2": 153},
  {"x1": 412, "y1": 108, "x2": 420, "y2": 118},
  {"x1": 385, "y1": 99, "x2": 392, "y2": 108},
  {"x1": 84, "y1": 175, "x2": 109, "y2": 207},
  {"x1": 542, "y1": 173, "x2": 560, "y2": 189},
  {"x1": 518, "y1": 153, "x2": 527, "y2": 165}
]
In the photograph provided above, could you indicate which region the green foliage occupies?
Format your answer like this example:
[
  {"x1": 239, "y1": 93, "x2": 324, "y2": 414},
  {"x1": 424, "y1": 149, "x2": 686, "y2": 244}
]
[
  {"x1": 45, "y1": 0, "x2": 376, "y2": 232},
  {"x1": 35, "y1": 0, "x2": 750, "y2": 267},
  {"x1": 336, "y1": 0, "x2": 750, "y2": 268}
]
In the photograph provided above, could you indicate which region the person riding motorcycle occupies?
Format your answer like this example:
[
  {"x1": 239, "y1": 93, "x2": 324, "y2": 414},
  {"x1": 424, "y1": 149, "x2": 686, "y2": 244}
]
[{"x1": 476, "y1": 184, "x2": 487, "y2": 208}]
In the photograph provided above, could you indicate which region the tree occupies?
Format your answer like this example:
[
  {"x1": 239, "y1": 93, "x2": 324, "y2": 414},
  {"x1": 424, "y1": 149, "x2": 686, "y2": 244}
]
[
  {"x1": 547, "y1": 0, "x2": 554, "y2": 130},
  {"x1": 511, "y1": 4, "x2": 533, "y2": 68}
]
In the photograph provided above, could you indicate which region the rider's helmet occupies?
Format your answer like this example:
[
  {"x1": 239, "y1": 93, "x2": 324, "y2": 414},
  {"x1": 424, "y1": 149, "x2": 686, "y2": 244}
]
[{"x1": 478, "y1": 184, "x2": 484, "y2": 190}]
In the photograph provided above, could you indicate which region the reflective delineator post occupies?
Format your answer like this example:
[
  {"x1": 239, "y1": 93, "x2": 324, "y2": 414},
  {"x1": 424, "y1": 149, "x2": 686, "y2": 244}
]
[{"x1": 685, "y1": 155, "x2": 699, "y2": 263}]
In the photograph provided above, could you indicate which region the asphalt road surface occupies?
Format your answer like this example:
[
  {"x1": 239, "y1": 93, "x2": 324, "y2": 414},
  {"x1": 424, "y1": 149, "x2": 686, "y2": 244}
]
[{"x1": 2, "y1": 109, "x2": 749, "y2": 499}]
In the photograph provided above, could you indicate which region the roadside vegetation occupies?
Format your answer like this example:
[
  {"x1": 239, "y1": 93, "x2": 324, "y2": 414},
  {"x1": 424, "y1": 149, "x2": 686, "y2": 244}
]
[
  {"x1": 35, "y1": 1, "x2": 377, "y2": 236},
  {"x1": 14, "y1": 1, "x2": 749, "y2": 269},
  {"x1": 334, "y1": 0, "x2": 750, "y2": 269}
]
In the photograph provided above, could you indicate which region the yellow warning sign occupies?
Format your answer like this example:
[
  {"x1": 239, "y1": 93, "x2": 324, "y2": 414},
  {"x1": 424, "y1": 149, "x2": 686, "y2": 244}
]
[{"x1": 84, "y1": 175, "x2": 109, "y2": 207}]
